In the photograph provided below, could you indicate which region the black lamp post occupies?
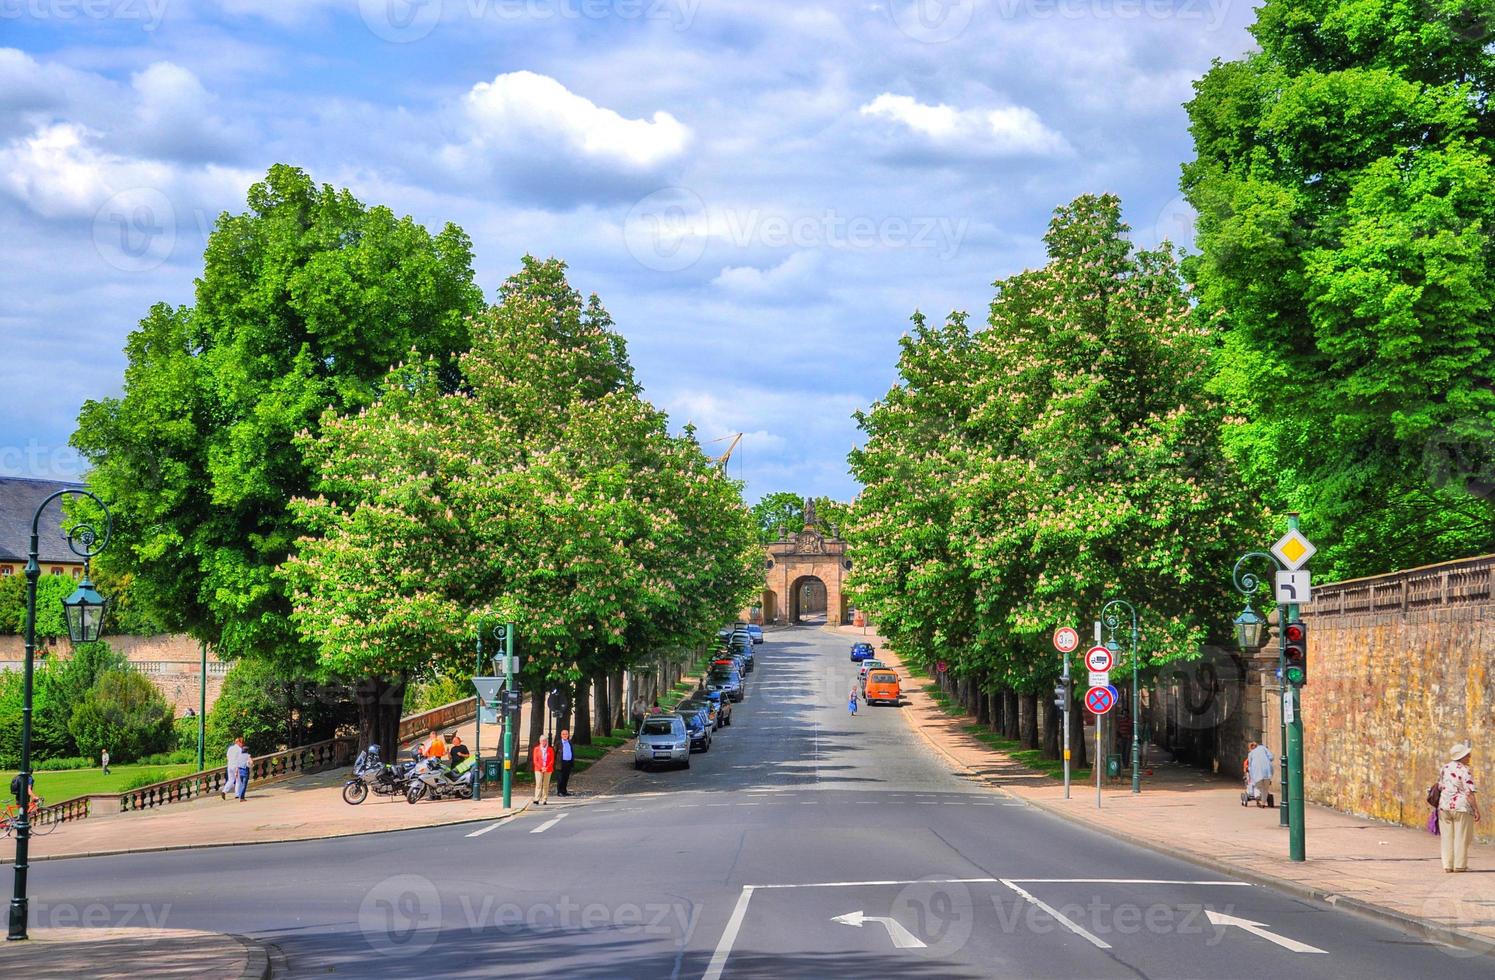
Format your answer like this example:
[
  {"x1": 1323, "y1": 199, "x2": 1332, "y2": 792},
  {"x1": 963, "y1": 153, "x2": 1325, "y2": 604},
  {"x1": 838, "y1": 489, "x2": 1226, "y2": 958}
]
[{"x1": 8, "y1": 489, "x2": 110, "y2": 942}]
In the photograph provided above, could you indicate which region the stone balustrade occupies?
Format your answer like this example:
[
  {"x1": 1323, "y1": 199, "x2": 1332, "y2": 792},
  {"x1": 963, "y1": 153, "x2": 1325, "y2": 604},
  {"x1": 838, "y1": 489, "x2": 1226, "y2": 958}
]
[{"x1": 398, "y1": 697, "x2": 477, "y2": 743}]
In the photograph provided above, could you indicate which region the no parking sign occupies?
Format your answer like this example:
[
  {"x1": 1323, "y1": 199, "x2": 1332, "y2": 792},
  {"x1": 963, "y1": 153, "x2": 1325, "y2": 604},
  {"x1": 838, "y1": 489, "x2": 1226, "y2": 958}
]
[{"x1": 1085, "y1": 685, "x2": 1116, "y2": 715}]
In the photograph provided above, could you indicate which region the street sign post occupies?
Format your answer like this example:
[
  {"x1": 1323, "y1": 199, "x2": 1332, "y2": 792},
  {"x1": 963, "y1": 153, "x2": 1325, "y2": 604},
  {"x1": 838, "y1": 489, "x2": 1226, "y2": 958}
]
[
  {"x1": 1085, "y1": 685, "x2": 1116, "y2": 715},
  {"x1": 1052, "y1": 626, "x2": 1080, "y2": 654},
  {"x1": 1088, "y1": 670, "x2": 1110, "y2": 688},
  {"x1": 1275, "y1": 570, "x2": 1311, "y2": 604},
  {"x1": 1271, "y1": 529, "x2": 1317, "y2": 570}
]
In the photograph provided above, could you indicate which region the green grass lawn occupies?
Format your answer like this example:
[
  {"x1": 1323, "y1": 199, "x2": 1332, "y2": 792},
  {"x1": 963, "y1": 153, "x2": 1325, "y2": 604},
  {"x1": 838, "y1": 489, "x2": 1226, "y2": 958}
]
[{"x1": 2, "y1": 764, "x2": 198, "y2": 802}]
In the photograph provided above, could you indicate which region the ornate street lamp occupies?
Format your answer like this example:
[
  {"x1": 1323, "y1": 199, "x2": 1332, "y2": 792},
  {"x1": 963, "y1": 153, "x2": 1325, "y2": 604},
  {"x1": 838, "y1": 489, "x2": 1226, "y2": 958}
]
[
  {"x1": 1233, "y1": 603, "x2": 1265, "y2": 652},
  {"x1": 1100, "y1": 599, "x2": 1141, "y2": 794},
  {"x1": 9, "y1": 489, "x2": 111, "y2": 942}
]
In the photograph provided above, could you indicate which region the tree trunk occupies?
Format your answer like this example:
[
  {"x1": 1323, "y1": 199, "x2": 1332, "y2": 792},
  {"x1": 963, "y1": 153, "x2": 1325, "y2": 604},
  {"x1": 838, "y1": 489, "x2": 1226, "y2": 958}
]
[
  {"x1": 1069, "y1": 699, "x2": 1087, "y2": 769},
  {"x1": 976, "y1": 684, "x2": 991, "y2": 726},
  {"x1": 355, "y1": 674, "x2": 406, "y2": 758},
  {"x1": 1019, "y1": 693, "x2": 1038, "y2": 749},
  {"x1": 608, "y1": 670, "x2": 625, "y2": 734},
  {"x1": 526, "y1": 687, "x2": 545, "y2": 765},
  {"x1": 573, "y1": 680, "x2": 592, "y2": 746},
  {"x1": 593, "y1": 674, "x2": 611, "y2": 738},
  {"x1": 1003, "y1": 691, "x2": 1019, "y2": 740},
  {"x1": 1042, "y1": 701, "x2": 1061, "y2": 758}
]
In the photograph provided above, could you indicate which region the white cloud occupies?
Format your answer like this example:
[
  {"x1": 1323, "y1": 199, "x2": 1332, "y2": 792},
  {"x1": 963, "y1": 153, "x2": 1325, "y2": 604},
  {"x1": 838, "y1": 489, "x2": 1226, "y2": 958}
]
[
  {"x1": 449, "y1": 70, "x2": 690, "y2": 172},
  {"x1": 128, "y1": 62, "x2": 246, "y2": 161},
  {"x1": 712, "y1": 251, "x2": 821, "y2": 296},
  {"x1": 859, "y1": 92, "x2": 1069, "y2": 156}
]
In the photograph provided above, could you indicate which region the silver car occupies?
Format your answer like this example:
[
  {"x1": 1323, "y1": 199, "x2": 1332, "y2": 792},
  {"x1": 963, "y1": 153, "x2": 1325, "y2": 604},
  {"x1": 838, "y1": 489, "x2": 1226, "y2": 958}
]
[{"x1": 634, "y1": 715, "x2": 691, "y2": 770}]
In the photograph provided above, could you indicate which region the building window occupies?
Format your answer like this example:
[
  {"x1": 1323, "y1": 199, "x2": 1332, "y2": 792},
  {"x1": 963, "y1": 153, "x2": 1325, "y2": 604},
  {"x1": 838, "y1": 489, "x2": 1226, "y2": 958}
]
[
  {"x1": 50, "y1": 567, "x2": 64, "y2": 576},
  {"x1": 0, "y1": 566, "x2": 12, "y2": 576},
  {"x1": 72, "y1": 567, "x2": 82, "y2": 578}
]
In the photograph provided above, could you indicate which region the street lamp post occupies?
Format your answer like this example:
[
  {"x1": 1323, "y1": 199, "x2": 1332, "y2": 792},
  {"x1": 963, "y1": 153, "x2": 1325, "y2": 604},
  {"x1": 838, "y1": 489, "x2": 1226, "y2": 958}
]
[
  {"x1": 1101, "y1": 599, "x2": 1141, "y2": 794},
  {"x1": 8, "y1": 490, "x2": 111, "y2": 942},
  {"x1": 1231, "y1": 549, "x2": 1289, "y2": 832}
]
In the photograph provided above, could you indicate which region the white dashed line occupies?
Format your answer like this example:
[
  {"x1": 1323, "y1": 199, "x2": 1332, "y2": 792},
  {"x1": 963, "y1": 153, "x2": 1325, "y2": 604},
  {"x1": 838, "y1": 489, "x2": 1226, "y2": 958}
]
[{"x1": 529, "y1": 812, "x2": 569, "y2": 834}]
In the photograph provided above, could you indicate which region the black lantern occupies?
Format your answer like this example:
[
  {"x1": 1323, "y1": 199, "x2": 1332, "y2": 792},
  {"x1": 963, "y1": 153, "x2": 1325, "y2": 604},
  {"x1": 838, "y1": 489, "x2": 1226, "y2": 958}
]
[{"x1": 62, "y1": 571, "x2": 108, "y2": 644}]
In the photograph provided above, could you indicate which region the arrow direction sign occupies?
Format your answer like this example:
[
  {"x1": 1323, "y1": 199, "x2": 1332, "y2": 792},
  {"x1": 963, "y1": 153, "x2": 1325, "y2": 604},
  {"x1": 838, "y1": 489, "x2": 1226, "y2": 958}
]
[
  {"x1": 1204, "y1": 910, "x2": 1326, "y2": 954},
  {"x1": 1275, "y1": 570, "x2": 1312, "y2": 604},
  {"x1": 830, "y1": 910, "x2": 927, "y2": 949}
]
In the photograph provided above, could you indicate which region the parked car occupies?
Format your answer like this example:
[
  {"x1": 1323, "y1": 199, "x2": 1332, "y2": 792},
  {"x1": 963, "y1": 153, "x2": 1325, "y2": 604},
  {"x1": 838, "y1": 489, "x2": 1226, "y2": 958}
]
[
  {"x1": 707, "y1": 666, "x2": 745, "y2": 702},
  {"x1": 682, "y1": 695, "x2": 721, "y2": 730},
  {"x1": 704, "y1": 688, "x2": 732, "y2": 727},
  {"x1": 746, "y1": 624, "x2": 763, "y2": 644},
  {"x1": 851, "y1": 642, "x2": 876, "y2": 662},
  {"x1": 635, "y1": 715, "x2": 690, "y2": 770},
  {"x1": 675, "y1": 705, "x2": 713, "y2": 752},
  {"x1": 864, "y1": 669, "x2": 901, "y2": 705},
  {"x1": 858, "y1": 660, "x2": 887, "y2": 687},
  {"x1": 714, "y1": 653, "x2": 748, "y2": 677}
]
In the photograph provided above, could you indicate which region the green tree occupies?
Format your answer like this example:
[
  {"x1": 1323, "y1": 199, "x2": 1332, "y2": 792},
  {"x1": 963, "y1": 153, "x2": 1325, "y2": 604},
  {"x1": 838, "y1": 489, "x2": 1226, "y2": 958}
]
[
  {"x1": 1181, "y1": 0, "x2": 1495, "y2": 577},
  {"x1": 751, "y1": 492, "x2": 803, "y2": 542},
  {"x1": 31, "y1": 642, "x2": 130, "y2": 759},
  {"x1": 67, "y1": 669, "x2": 175, "y2": 763},
  {"x1": 72, "y1": 164, "x2": 484, "y2": 673}
]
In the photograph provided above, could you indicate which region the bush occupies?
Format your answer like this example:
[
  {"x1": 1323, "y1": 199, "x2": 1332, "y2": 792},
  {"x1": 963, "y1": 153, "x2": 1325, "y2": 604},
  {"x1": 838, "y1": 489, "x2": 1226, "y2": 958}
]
[
  {"x1": 206, "y1": 658, "x2": 356, "y2": 760},
  {"x1": 68, "y1": 669, "x2": 175, "y2": 763},
  {"x1": 403, "y1": 674, "x2": 467, "y2": 715},
  {"x1": 31, "y1": 642, "x2": 130, "y2": 760},
  {"x1": 33, "y1": 755, "x2": 94, "y2": 771},
  {"x1": 118, "y1": 768, "x2": 173, "y2": 791},
  {"x1": 136, "y1": 749, "x2": 195, "y2": 766}
]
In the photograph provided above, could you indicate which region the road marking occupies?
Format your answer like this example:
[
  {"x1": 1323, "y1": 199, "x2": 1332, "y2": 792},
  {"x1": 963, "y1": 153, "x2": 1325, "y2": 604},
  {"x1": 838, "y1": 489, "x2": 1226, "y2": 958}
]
[
  {"x1": 999, "y1": 879, "x2": 1111, "y2": 949},
  {"x1": 465, "y1": 820, "x2": 506, "y2": 838},
  {"x1": 831, "y1": 909, "x2": 926, "y2": 948},
  {"x1": 529, "y1": 812, "x2": 569, "y2": 834},
  {"x1": 703, "y1": 886, "x2": 756, "y2": 980},
  {"x1": 1009, "y1": 879, "x2": 1251, "y2": 886},
  {"x1": 1205, "y1": 910, "x2": 1327, "y2": 953}
]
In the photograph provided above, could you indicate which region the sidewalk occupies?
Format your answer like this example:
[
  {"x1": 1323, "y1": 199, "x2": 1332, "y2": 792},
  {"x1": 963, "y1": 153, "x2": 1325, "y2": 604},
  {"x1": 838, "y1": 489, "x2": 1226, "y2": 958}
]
[
  {"x1": 830, "y1": 624, "x2": 1495, "y2": 955},
  {"x1": 0, "y1": 928, "x2": 272, "y2": 979}
]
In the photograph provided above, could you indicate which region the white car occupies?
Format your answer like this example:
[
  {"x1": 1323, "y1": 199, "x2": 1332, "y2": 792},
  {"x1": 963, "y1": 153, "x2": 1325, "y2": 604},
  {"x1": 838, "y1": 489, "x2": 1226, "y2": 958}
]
[{"x1": 634, "y1": 715, "x2": 691, "y2": 770}]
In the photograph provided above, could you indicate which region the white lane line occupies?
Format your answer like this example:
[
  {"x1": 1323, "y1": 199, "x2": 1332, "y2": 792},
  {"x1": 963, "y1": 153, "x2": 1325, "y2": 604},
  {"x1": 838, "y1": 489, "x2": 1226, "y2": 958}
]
[
  {"x1": 529, "y1": 812, "x2": 569, "y2": 834},
  {"x1": 999, "y1": 879, "x2": 1111, "y2": 949},
  {"x1": 752, "y1": 878, "x2": 1000, "y2": 890},
  {"x1": 465, "y1": 820, "x2": 506, "y2": 838},
  {"x1": 703, "y1": 885, "x2": 756, "y2": 980},
  {"x1": 1007, "y1": 878, "x2": 1252, "y2": 886}
]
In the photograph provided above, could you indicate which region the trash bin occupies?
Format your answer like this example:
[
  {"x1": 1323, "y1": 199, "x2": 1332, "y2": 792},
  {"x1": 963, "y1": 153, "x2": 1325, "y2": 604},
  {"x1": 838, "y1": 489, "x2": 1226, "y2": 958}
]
[
  {"x1": 482, "y1": 758, "x2": 503, "y2": 783},
  {"x1": 1106, "y1": 753, "x2": 1122, "y2": 778}
]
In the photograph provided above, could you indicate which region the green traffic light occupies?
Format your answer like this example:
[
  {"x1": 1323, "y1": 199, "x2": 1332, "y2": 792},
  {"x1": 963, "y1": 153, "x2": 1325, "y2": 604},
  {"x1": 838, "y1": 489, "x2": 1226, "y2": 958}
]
[{"x1": 1285, "y1": 665, "x2": 1305, "y2": 685}]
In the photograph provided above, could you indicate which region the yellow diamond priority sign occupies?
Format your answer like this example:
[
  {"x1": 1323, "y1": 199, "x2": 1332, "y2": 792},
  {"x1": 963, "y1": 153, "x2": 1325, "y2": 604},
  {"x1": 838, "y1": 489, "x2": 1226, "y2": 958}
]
[{"x1": 1271, "y1": 528, "x2": 1317, "y2": 571}]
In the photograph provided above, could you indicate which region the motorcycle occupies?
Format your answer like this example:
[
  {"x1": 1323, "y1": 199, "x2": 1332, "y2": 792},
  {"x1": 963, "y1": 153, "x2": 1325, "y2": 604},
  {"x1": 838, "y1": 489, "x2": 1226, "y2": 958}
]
[
  {"x1": 405, "y1": 754, "x2": 476, "y2": 804},
  {"x1": 342, "y1": 745, "x2": 417, "y2": 805}
]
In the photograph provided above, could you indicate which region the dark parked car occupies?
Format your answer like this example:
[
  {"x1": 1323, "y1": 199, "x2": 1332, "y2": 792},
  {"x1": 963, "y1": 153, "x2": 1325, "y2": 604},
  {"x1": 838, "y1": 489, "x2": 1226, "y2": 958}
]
[
  {"x1": 851, "y1": 642, "x2": 876, "y2": 662},
  {"x1": 703, "y1": 689, "x2": 732, "y2": 727},
  {"x1": 707, "y1": 667, "x2": 745, "y2": 702},
  {"x1": 676, "y1": 705, "x2": 713, "y2": 752}
]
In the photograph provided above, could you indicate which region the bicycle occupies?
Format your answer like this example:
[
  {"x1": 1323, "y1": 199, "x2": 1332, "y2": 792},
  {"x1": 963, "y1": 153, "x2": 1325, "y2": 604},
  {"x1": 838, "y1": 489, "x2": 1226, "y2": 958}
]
[{"x1": 0, "y1": 797, "x2": 57, "y2": 838}]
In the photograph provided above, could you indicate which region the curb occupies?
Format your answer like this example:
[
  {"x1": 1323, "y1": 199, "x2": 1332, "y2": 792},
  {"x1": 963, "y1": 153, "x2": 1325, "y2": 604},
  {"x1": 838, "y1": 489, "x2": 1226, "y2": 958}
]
[
  {"x1": 0, "y1": 802, "x2": 532, "y2": 865},
  {"x1": 230, "y1": 933, "x2": 272, "y2": 980},
  {"x1": 885, "y1": 657, "x2": 1495, "y2": 958}
]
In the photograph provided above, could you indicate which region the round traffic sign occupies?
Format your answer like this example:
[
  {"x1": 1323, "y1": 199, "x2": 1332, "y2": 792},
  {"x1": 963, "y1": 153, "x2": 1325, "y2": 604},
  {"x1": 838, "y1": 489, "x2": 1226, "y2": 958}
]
[
  {"x1": 936, "y1": 661, "x2": 948, "y2": 674},
  {"x1": 1085, "y1": 685, "x2": 1116, "y2": 715},
  {"x1": 1052, "y1": 627, "x2": 1080, "y2": 654},
  {"x1": 1085, "y1": 645, "x2": 1114, "y2": 673}
]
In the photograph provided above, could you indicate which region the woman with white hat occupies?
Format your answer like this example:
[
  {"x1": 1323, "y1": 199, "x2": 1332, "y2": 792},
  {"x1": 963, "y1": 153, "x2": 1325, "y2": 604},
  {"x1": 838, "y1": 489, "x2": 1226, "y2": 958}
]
[{"x1": 1437, "y1": 741, "x2": 1481, "y2": 872}]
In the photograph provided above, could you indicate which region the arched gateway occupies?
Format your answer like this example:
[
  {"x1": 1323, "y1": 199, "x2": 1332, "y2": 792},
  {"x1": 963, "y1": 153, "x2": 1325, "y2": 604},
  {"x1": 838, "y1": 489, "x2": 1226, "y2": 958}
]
[{"x1": 752, "y1": 498, "x2": 851, "y2": 625}]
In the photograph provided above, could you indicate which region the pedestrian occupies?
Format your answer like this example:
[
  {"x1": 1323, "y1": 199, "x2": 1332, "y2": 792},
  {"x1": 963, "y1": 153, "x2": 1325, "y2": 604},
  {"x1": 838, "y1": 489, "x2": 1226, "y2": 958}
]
[
  {"x1": 235, "y1": 737, "x2": 252, "y2": 802},
  {"x1": 649, "y1": 698, "x2": 663, "y2": 716},
  {"x1": 1246, "y1": 740, "x2": 1274, "y2": 808},
  {"x1": 447, "y1": 733, "x2": 470, "y2": 768},
  {"x1": 556, "y1": 729, "x2": 575, "y2": 797},
  {"x1": 848, "y1": 687, "x2": 858, "y2": 716},
  {"x1": 101, "y1": 748, "x2": 110, "y2": 775},
  {"x1": 631, "y1": 694, "x2": 648, "y2": 730},
  {"x1": 222, "y1": 739, "x2": 242, "y2": 800},
  {"x1": 531, "y1": 735, "x2": 555, "y2": 806},
  {"x1": 1437, "y1": 741, "x2": 1482, "y2": 872},
  {"x1": 421, "y1": 728, "x2": 447, "y2": 760}
]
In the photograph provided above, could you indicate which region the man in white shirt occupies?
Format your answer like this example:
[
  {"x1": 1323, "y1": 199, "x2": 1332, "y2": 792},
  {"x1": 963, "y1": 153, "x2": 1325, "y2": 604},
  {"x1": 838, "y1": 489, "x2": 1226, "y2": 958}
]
[{"x1": 223, "y1": 740, "x2": 242, "y2": 800}]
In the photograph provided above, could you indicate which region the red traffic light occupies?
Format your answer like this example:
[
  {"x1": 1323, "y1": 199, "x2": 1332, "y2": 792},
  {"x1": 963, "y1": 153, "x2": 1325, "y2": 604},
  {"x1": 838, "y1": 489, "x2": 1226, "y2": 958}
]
[
  {"x1": 1284, "y1": 622, "x2": 1306, "y2": 644},
  {"x1": 1283, "y1": 620, "x2": 1308, "y2": 686}
]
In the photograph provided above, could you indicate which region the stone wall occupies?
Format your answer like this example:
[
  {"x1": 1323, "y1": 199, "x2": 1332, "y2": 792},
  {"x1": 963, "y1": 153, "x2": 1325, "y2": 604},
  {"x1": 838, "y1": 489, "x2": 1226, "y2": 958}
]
[
  {"x1": 0, "y1": 633, "x2": 227, "y2": 715},
  {"x1": 1302, "y1": 554, "x2": 1493, "y2": 840}
]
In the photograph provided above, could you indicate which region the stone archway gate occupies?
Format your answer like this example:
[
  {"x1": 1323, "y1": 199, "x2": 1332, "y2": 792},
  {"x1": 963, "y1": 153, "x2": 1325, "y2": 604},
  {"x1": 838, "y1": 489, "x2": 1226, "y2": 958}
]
[{"x1": 753, "y1": 507, "x2": 852, "y2": 625}]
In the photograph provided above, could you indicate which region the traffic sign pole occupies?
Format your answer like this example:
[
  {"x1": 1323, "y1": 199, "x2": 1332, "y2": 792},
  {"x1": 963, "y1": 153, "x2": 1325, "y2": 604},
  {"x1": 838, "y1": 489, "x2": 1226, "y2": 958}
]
[
  {"x1": 502, "y1": 623, "x2": 515, "y2": 810},
  {"x1": 1284, "y1": 520, "x2": 1306, "y2": 861},
  {"x1": 1062, "y1": 653, "x2": 1071, "y2": 800}
]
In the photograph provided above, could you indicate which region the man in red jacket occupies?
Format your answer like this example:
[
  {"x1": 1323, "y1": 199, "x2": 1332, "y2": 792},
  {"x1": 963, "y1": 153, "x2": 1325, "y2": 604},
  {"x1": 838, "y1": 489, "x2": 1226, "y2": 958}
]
[{"x1": 531, "y1": 735, "x2": 555, "y2": 806}]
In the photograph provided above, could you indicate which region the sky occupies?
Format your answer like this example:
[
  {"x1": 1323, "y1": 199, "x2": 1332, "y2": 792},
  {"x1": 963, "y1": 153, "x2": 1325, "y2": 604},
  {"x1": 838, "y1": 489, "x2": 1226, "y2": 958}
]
[{"x1": 0, "y1": 0, "x2": 1258, "y2": 504}]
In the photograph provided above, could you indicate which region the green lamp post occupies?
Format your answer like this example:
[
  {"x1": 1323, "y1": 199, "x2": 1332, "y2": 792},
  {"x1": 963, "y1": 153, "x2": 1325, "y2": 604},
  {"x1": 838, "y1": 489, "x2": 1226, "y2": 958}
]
[
  {"x1": 9, "y1": 490, "x2": 111, "y2": 942},
  {"x1": 1100, "y1": 599, "x2": 1141, "y2": 794}
]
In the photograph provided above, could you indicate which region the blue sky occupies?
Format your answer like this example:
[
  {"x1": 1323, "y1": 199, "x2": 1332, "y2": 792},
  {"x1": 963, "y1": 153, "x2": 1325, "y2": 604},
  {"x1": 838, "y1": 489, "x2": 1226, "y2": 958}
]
[{"x1": 0, "y1": 0, "x2": 1256, "y2": 503}]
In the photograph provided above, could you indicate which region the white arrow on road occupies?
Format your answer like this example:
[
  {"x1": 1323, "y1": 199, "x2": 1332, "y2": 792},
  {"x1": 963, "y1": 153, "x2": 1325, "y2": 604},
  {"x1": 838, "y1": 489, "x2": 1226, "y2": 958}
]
[
  {"x1": 830, "y1": 910, "x2": 927, "y2": 949},
  {"x1": 1205, "y1": 910, "x2": 1327, "y2": 954}
]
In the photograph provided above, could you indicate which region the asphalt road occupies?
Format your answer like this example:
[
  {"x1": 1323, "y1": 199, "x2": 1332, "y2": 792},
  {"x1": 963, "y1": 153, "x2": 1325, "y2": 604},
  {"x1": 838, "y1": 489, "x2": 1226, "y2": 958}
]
[{"x1": 19, "y1": 626, "x2": 1495, "y2": 978}]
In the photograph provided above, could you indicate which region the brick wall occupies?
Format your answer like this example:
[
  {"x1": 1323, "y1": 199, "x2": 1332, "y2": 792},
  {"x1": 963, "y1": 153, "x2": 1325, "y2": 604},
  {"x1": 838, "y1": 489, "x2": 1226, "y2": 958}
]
[
  {"x1": 0, "y1": 633, "x2": 228, "y2": 715},
  {"x1": 1302, "y1": 554, "x2": 1494, "y2": 840}
]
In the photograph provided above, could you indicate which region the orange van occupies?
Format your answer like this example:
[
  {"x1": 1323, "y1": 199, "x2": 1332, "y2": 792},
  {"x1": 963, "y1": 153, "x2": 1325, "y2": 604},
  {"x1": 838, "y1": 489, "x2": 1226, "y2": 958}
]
[{"x1": 864, "y1": 669, "x2": 901, "y2": 706}]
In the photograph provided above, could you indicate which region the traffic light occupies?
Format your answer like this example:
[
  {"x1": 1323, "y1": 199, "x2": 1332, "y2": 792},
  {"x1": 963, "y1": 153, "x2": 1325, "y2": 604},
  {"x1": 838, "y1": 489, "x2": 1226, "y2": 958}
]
[
  {"x1": 1053, "y1": 678, "x2": 1071, "y2": 713},
  {"x1": 1283, "y1": 620, "x2": 1307, "y2": 686}
]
